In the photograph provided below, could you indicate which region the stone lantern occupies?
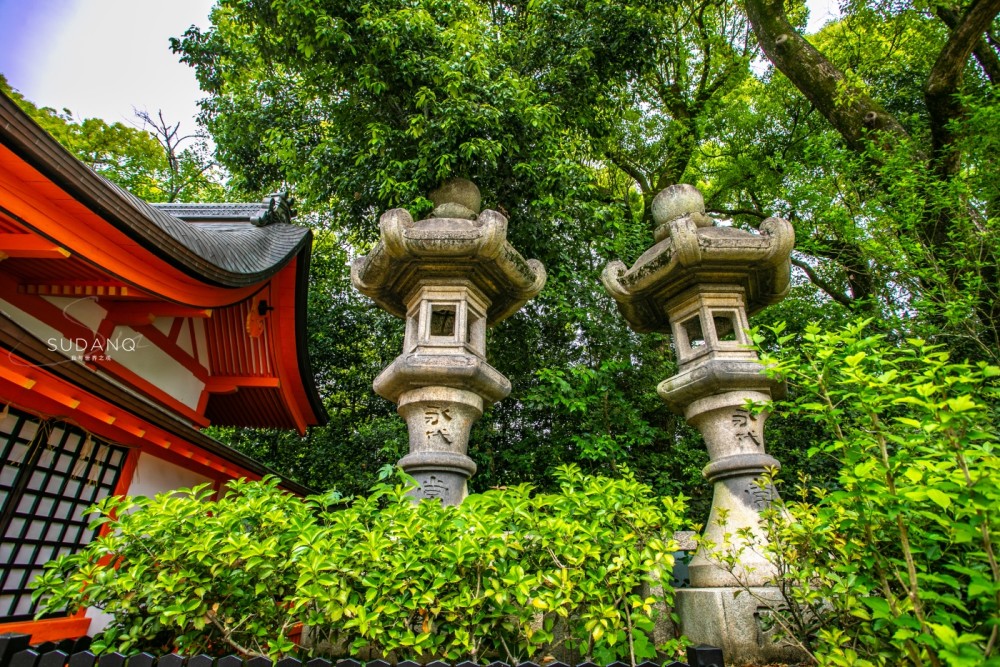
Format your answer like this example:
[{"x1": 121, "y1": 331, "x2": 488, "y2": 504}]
[
  {"x1": 352, "y1": 179, "x2": 546, "y2": 505},
  {"x1": 602, "y1": 184, "x2": 800, "y2": 664}
]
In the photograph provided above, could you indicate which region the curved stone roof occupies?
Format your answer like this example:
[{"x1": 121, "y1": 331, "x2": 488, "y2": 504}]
[
  {"x1": 352, "y1": 207, "x2": 547, "y2": 326},
  {"x1": 602, "y1": 196, "x2": 794, "y2": 334}
]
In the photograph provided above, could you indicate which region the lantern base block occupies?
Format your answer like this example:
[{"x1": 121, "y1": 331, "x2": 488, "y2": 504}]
[{"x1": 675, "y1": 587, "x2": 807, "y2": 666}]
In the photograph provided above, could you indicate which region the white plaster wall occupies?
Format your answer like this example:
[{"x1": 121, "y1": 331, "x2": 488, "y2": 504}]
[
  {"x1": 1, "y1": 300, "x2": 204, "y2": 412},
  {"x1": 126, "y1": 450, "x2": 213, "y2": 499},
  {"x1": 152, "y1": 316, "x2": 174, "y2": 336},
  {"x1": 192, "y1": 318, "x2": 210, "y2": 370},
  {"x1": 110, "y1": 325, "x2": 205, "y2": 410},
  {"x1": 0, "y1": 298, "x2": 78, "y2": 362},
  {"x1": 176, "y1": 319, "x2": 194, "y2": 356},
  {"x1": 85, "y1": 451, "x2": 213, "y2": 632},
  {"x1": 41, "y1": 296, "x2": 107, "y2": 332}
]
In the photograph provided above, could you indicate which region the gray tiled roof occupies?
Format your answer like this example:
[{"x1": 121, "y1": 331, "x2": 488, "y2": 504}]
[
  {"x1": 152, "y1": 202, "x2": 264, "y2": 222},
  {"x1": 102, "y1": 182, "x2": 311, "y2": 280}
]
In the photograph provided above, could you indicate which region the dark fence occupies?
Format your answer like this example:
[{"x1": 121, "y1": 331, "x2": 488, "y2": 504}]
[{"x1": 0, "y1": 636, "x2": 724, "y2": 667}]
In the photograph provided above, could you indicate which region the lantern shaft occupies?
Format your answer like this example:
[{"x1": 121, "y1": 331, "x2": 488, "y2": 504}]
[{"x1": 352, "y1": 179, "x2": 546, "y2": 504}]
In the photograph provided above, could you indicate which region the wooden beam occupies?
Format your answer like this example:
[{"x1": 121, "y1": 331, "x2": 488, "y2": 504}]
[
  {"x1": 0, "y1": 362, "x2": 36, "y2": 389},
  {"x1": 206, "y1": 376, "x2": 281, "y2": 394},
  {"x1": 0, "y1": 360, "x2": 80, "y2": 408},
  {"x1": 271, "y1": 261, "x2": 312, "y2": 435},
  {"x1": 0, "y1": 616, "x2": 92, "y2": 643},
  {"x1": 0, "y1": 233, "x2": 70, "y2": 259},
  {"x1": 105, "y1": 302, "x2": 213, "y2": 326}
]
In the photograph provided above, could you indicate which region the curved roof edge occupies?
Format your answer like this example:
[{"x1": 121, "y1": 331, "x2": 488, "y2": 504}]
[
  {"x1": 0, "y1": 90, "x2": 310, "y2": 288},
  {"x1": 292, "y1": 240, "x2": 330, "y2": 426}
]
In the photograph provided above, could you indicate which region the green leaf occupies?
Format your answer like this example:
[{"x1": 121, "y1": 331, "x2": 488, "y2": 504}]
[
  {"x1": 946, "y1": 396, "x2": 978, "y2": 412},
  {"x1": 926, "y1": 489, "x2": 952, "y2": 510}
]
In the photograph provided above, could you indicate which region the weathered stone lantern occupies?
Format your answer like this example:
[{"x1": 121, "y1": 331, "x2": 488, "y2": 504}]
[
  {"x1": 352, "y1": 179, "x2": 546, "y2": 505},
  {"x1": 602, "y1": 184, "x2": 799, "y2": 664}
]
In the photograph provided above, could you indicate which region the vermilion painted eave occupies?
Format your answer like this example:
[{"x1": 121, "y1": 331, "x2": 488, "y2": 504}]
[
  {"x1": 0, "y1": 147, "x2": 264, "y2": 308},
  {"x1": 0, "y1": 615, "x2": 92, "y2": 642},
  {"x1": 273, "y1": 254, "x2": 328, "y2": 431},
  {"x1": 0, "y1": 92, "x2": 311, "y2": 296}
]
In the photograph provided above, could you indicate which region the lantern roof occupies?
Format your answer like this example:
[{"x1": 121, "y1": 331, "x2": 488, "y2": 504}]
[
  {"x1": 602, "y1": 184, "x2": 795, "y2": 334},
  {"x1": 351, "y1": 180, "x2": 547, "y2": 325}
]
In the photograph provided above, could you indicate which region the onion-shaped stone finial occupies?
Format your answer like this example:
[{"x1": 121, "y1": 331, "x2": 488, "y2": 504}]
[
  {"x1": 651, "y1": 183, "x2": 712, "y2": 241},
  {"x1": 430, "y1": 178, "x2": 481, "y2": 220}
]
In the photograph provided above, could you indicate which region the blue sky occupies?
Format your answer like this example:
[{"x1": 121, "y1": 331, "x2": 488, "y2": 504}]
[
  {"x1": 0, "y1": 0, "x2": 214, "y2": 132},
  {"x1": 0, "y1": 0, "x2": 840, "y2": 133}
]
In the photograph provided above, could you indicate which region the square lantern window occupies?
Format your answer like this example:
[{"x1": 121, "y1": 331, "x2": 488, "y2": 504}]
[
  {"x1": 420, "y1": 300, "x2": 463, "y2": 343},
  {"x1": 429, "y1": 304, "x2": 458, "y2": 338},
  {"x1": 672, "y1": 313, "x2": 710, "y2": 364},
  {"x1": 465, "y1": 307, "x2": 486, "y2": 356},
  {"x1": 712, "y1": 310, "x2": 739, "y2": 343},
  {"x1": 667, "y1": 286, "x2": 755, "y2": 367},
  {"x1": 404, "y1": 283, "x2": 491, "y2": 356},
  {"x1": 682, "y1": 315, "x2": 706, "y2": 349}
]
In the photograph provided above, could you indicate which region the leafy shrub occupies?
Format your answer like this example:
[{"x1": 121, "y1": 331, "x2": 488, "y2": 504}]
[
  {"x1": 728, "y1": 321, "x2": 1000, "y2": 666},
  {"x1": 33, "y1": 466, "x2": 686, "y2": 663},
  {"x1": 33, "y1": 477, "x2": 311, "y2": 656}
]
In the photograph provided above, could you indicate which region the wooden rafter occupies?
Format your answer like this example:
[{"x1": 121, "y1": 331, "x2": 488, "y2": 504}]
[
  {"x1": 19, "y1": 282, "x2": 135, "y2": 298},
  {"x1": 0, "y1": 233, "x2": 70, "y2": 259},
  {"x1": 206, "y1": 376, "x2": 281, "y2": 394},
  {"x1": 104, "y1": 302, "x2": 213, "y2": 327}
]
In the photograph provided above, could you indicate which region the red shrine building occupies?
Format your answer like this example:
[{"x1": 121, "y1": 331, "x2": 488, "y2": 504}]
[{"x1": 0, "y1": 91, "x2": 326, "y2": 637}]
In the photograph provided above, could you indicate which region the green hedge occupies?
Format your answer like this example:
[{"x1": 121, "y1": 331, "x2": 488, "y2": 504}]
[{"x1": 32, "y1": 465, "x2": 687, "y2": 663}]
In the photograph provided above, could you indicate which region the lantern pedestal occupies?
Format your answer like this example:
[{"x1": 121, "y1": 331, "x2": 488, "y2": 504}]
[
  {"x1": 602, "y1": 184, "x2": 803, "y2": 663},
  {"x1": 352, "y1": 178, "x2": 546, "y2": 504},
  {"x1": 395, "y1": 387, "x2": 482, "y2": 504},
  {"x1": 674, "y1": 587, "x2": 805, "y2": 665}
]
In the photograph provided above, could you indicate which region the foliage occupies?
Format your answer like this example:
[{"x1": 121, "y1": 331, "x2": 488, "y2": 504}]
[
  {"x1": 728, "y1": 1, "x2": 1000, "y2": 354},
  {"x1": 32, "y1": 477, "x2": 309, "y2": 656},
  {"x1": 1, "y1": 75, "x2": 225, "y2": 203},
  {"x1": 527, "y1": 360, "x2": 666, "y2": 464},
  {"x1": 718, "y1": 321, "x2": 1000, "y2": 666},
  {"x1": 33, "y1": 467, "x2": 687, "y2": 664},
  {"x1": 167, "y1": 0, "x2": 1000, "y2": 499}
]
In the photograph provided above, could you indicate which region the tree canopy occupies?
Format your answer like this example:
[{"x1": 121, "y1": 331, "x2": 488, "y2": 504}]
[
  {"x1": 163, "y1": 0, "x2": 1000, "y2": 503},
  {"x1": 1, "y1": 74, "x2": 225, "y2": 203}
]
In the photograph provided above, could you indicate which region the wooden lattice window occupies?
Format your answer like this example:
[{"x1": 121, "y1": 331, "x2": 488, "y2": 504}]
[{"x1": 0, "y1": 407, "x2": 128, "y2": 621}]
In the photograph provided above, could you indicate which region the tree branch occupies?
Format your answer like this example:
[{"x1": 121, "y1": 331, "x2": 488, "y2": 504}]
[
  {"x1": 206, "y1": 609, "x2": 263, "y2": 657},
  {"x1": 742, "y1": 0, "x2": 909, "y2": 153},
  {"x1": 790, "y1": 256, "x2": 855, "y2": 309},
  {"x1": 606, "y1": 150, "x2": 651, "y2": 195},
  {"x1": 926, "y1": 0, "x2": 1000, "y2": 177},
  {"x1": 936, "y1": 6, "x2": 1000, "y2": 85}
]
